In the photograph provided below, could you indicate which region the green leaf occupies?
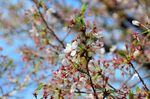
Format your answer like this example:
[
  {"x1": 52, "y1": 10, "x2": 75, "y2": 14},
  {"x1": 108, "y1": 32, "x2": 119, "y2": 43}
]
[
  {"x1": 35, "y1": 62, "x2": 40, "y2": 72},
  {"x1": 91, "y1": 36, "x2": 98, "y2": 42},
  {"x1": 128, "y1": 90, "x2": 134, "y2": 99},
  {"x1": 6, "y1": 59, "x2": 13, "y2": 67},
  {"x1": 109, "y1": 94, "x2": 115, "y2": 99},
  {"x1": 40, "y1": 97, "x2": 44, "y2": 99},
  {"x1": 80, "y1": 4, "x2": 88, "y2": 14},
  {"x1": 85, "y1": 32, "x2": 91, "y2": 36},
  {"x1": 141, "y1": 30, "x2": 150, "y2": 34},
  {"x1": 118, "y1": 50, "x2": 126, "y2": 58},
  {"x1": 39, "y1": 0, "x2": 44, "y2": 7},
  {"x1": 136, "y1": 87, "x2": 141, "y2": 94},
  {"x1": 92, "y1": 75, "x2": 99, "y2": 81},
  {"x1": 108, "y1": 89, "x2": 115, "y2": 93},
  {"x1": 34, "y1": 83, "x2": 43, "y2": 98},
  {"x1": 80, "y1": 57, "x2": 87, "y2": 65},
  {"x1": 147, "y1": 30, "x2": 150, "y2": 37},
  {"x1": 78, "y1": 43, "x2": 85, "y2": 50},
  {"x1": 75, "y1": 16, "x2": 85, "y2": 27},
  {"x1": 33, "y1": 92, "x2": 37, "y2": 99},
  {"x1": 73, "y1": 63, "x2": 79, "y2": 68},
  {"x1": 35, "y1": 83, "x2": 44, "y2": 92},
  {"x1": 88, "y1": 51, "x2": 94, "y2": 57}
]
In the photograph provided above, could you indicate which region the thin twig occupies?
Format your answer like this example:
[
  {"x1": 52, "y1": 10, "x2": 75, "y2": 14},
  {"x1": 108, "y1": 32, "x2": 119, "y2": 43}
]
[
  {"x1": 107, "y1": 83, "x2": 116, "y2": 91},
  {"x1": 129, "y1": 74, "x2": 150, "y2": 88},
  {"x1": 75, "y1": 88, "x2": 88, "y2": 94},
  {"x1": 129, "y1": 62, "x2": 149, "y2": 91},
  {"x1": 62, "y1": 28, "x2": 71, "y2": 41}
]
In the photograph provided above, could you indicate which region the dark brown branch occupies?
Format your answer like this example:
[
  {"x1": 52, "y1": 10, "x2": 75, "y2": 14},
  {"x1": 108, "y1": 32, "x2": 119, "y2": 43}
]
[
  {"x1": 107, "y1": 83, "x2": 116, "y2": 91},
  {"x1": 76, "y1": 68, "x2": 88, "y2": 75},
  {"x1": 129, "y1": 62, "x2": 149, "y2": 91},
  {"x1": 74, "y1": 91, "x2": 87, "y2": 94},
  {"x1": 75, "y1": 88, "x2": 88, "y2": 94}
]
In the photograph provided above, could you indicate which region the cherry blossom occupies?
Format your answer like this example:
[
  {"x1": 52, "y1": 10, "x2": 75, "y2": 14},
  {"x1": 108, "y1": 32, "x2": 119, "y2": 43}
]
[
  {"x1": 70, "y1": 50, "x2": 77, "y2": 57},
  {"x1": 133, "y1": 50, "x2": 140, "y2": 58},
  {"x1": 46, "y1": 7, "x2": 56, "y2": 15},
  {"x1": 110, "y1": 45, "x2": 117, "y2": 52},
  {"x1": 132, "y1": 20, "x2": 140, "y2": 26},
  {"x1": 99, "y1": 48, "x2": 105, "y2": 54},
  {"x1": 131, "y1": 73, "x2": 139, "y2": 80},
  {"x1": 93, "y1": 31, "x2": 103, "y2": 39},
  {"x1": 64, "y1": 41, "x2": 78, "y2": 54},
  {"x1": 64, "y1": 43, "x2": 72, "y2": 53},
  {"x1": 61, "y1": 58, "x2": 70, "y2": 66},
  {"x1": 70, "y1": 82, "x2": 77, "y2": 93}
]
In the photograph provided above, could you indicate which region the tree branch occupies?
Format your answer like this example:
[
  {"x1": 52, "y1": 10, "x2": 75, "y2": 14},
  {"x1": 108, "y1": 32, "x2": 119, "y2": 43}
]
[{"x1": 32, "y1": 0, "x2": 65, "y2": 48}]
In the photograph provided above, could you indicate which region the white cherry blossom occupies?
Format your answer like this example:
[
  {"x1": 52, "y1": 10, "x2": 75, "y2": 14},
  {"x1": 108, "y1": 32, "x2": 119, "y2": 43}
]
[
  {"x1": 62, "y1": 58, "x2": 70, "y2": 66},
  {"x1": 70, "y1": 50, "x2": 77, "y2": 56},
  {"x1": 29, "y1": 26, "x2": 38, "y2": 34},
  {"x1": 72, "y1": 41, "x2": 78, "y2": 49},
  {"x1": 72, "y1": 56, "x2": 79, "y2": 63},
  {"x1": 70, "y1": 82, "x2": 77, "y2": 93},
  {"x1": 46, "y1": 7, "x2": 56, "y2": 15},
  {"x1": 110, "y1": 45, "x2": 117, "y2": 52},
  {"x1": 100, "y1": 48, "x2": 105, "y2": 54},
  {"x1": 79, "y1": 77, "x2": 86, "y2": 82},
  {"x1": 63, "y1": 27, "x2": 68, "y2": 31},
  {"x1": 132, "y1": 20, "x2": 140, "y2": 26},
  {"x1": 64, "y1": 43, "x2": 72, "y2": 53},
  {"x1": 64, "y1": 41, "x2": 78, "y2": 54},
  {"x1": 93, "y1": 31, "x2": 103, "y2": 39},
  {"x1": 131, "y1": 73, "x2": 138, "y2": 80},
  {"x1": 133, "y1": 50, "x2": 140, "y2": 58}
]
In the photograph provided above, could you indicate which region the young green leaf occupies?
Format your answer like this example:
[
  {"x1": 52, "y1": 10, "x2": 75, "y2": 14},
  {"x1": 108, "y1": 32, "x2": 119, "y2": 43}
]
[
  {"x1": 128, "y1": 90, "x2": 134, "y2": 99},
  {"x1": 75, "y1": 16, "x2": 85, "y2": 28},
  {"x1": 36, "y1": 83, "x2": 44, "y2": 92},
  {"x1": 35, "y1": 62, "x2": 40, "y2": 72},
  {"x1": 118, "y1": 50, "x2": 126, "y2": 58},
  {"x1": 80, "y1": 4, "x2": 88, "y2": 14},
  {"x1": 6, "y1": 59, "x2": 13, "y2": 67},
  {"x1": 136, "y1": 87, "x2": 141, "y2": 94}
]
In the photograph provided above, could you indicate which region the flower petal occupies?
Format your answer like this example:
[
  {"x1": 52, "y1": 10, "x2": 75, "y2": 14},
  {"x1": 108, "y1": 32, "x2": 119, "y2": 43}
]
[
  {"x1": 70, "y1": 50, "x2": 77, "y2": 56},
  {"x1": 72, "y1": 41, "x2": 78, "y2": 49},
  {"x1": 64, "y1": 43, "x2": 72, "y2": 53}
]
